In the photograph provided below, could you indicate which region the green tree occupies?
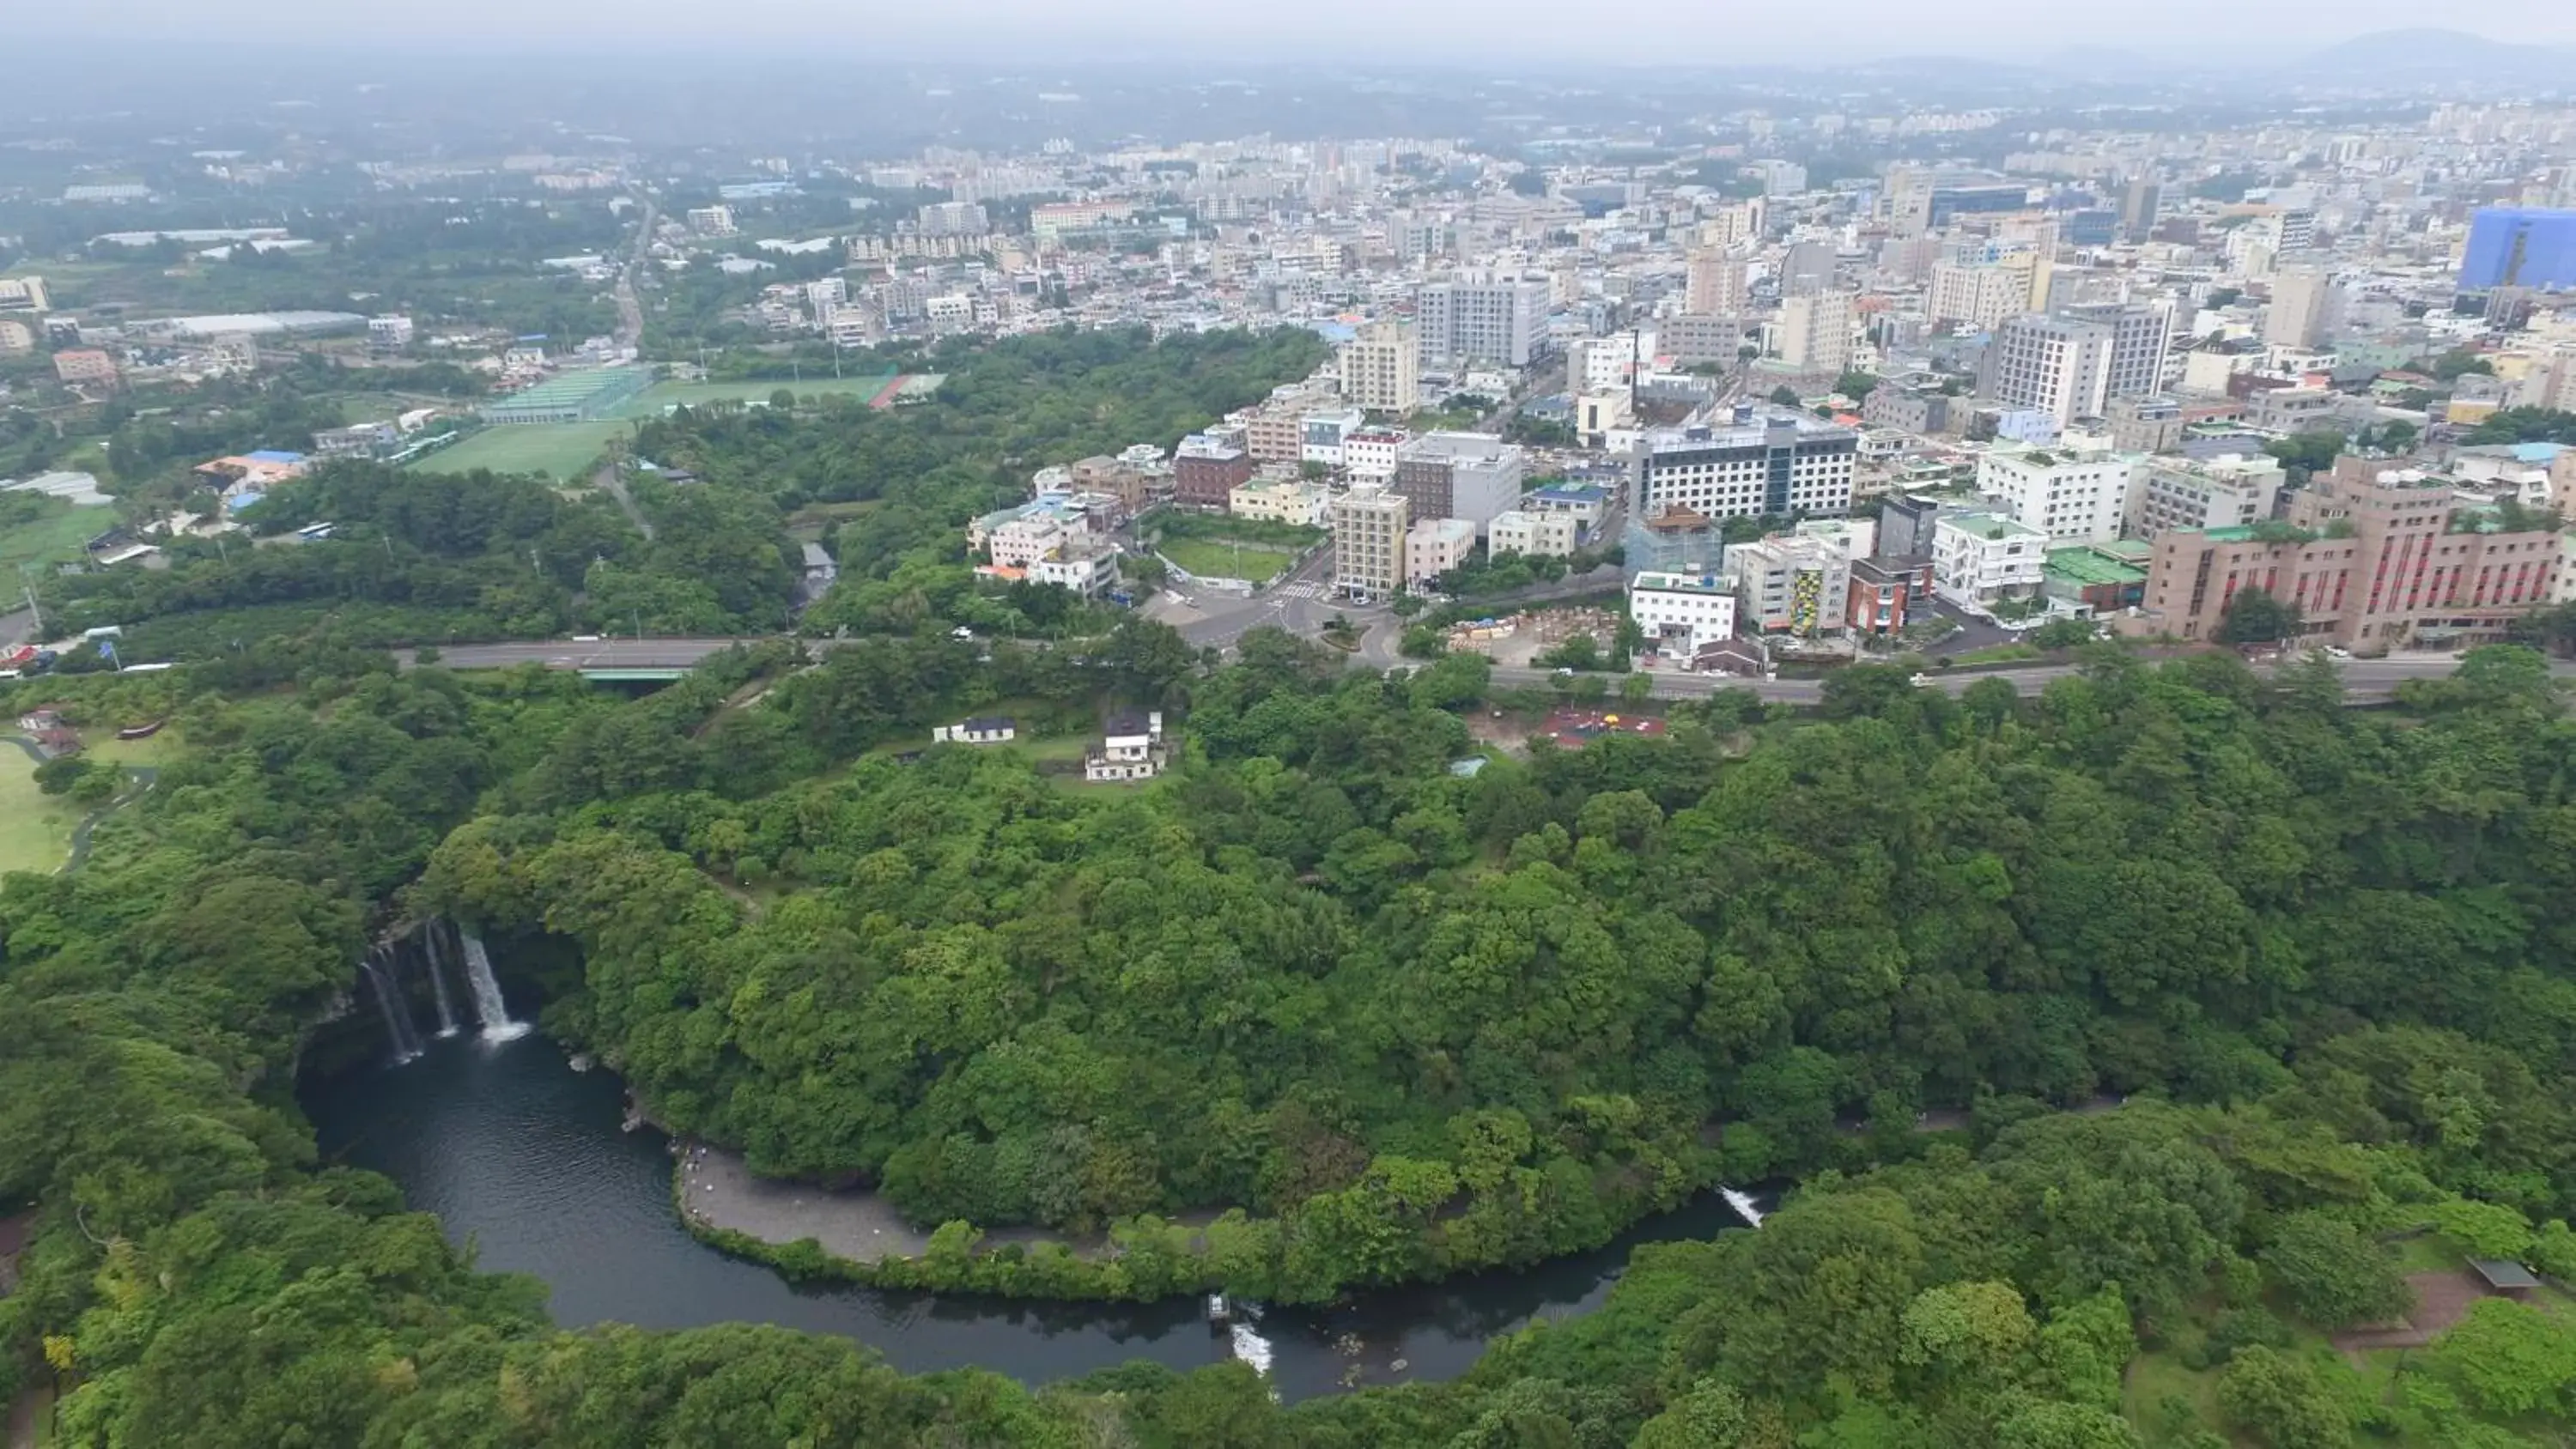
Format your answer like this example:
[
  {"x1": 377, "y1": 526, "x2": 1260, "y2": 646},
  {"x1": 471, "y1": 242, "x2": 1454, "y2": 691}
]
[
  {"x1": 2216, "y1": 1345, "x2": 2352, "y2": 1448},
  {"x1": 2260, "y1": 1211, "x2": 2412, "y2": 1329},
  {"x1": 2215, "y1": 587, "x2": 2300, "y2": 646}
]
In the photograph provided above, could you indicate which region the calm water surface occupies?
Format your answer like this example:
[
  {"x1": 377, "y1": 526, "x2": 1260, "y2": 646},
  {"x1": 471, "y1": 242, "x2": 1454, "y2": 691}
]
[{"x1": 303, "y1": 1033, "x2": 1753, "y2": 1401}]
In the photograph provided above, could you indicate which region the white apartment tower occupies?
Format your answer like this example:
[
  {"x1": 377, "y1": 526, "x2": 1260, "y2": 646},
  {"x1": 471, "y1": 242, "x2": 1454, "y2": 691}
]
[
  {"x1": 1417, "y1": 274, "x2": 1549, "y2": 367},
  {"x1": 1685, "y1": 249, "x2": 1749, "y2": 314},
  {"x1": 1333, "y1": 483, "x2": 1410, "y2": 600}
]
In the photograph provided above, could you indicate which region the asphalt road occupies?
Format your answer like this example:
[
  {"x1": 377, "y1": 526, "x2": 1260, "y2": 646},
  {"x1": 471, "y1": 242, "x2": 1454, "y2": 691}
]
[{"x1": 401, "y1": 634, "x2": 2537, "y2": 706}]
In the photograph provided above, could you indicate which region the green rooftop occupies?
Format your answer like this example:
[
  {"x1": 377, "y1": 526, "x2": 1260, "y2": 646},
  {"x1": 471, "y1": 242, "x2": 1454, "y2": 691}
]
[{"x1": 2045, "y1": 546, "x2": 2148, "y2": 586}]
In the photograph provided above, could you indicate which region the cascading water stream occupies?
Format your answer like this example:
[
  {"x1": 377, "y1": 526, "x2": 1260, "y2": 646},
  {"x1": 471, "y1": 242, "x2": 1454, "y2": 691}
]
[
  {"x1": 361, "y1": 953, "x2": 421, "y2": 1063},
  {"x1": 423, "y1": 923, "x2": 460, "y2": 1038},
  {"x1": 460, "y1": 930, "x2": 529, "y2": 1042}
]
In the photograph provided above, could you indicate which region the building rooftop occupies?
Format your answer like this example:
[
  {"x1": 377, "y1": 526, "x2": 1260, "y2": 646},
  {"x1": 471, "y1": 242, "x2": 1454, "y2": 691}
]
[
  {"x1": 1632, "y1": 570, "x2": 1734, "y2": 596},
  {"x1": 2044, "y1": 546, "x2": 2149, "y2": 586},
  {"x1": 1639, "y1": 409, "x2": 1856, "y2": 454},
  {"x1": 1941, "y1": 511, "x2": 2044, "y2": 542}
]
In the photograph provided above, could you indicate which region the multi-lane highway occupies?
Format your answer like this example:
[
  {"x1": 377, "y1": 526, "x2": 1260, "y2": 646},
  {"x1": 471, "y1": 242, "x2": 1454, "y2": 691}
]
[{"x1": 400, "y1": 634, "x2": 2547, "y2": 705}]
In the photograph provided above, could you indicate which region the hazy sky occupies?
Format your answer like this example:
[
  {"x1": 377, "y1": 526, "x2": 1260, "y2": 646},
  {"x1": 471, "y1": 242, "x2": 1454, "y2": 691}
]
[{"x1": 24, "y1": 3, "x2": 2576, "y2": 61}]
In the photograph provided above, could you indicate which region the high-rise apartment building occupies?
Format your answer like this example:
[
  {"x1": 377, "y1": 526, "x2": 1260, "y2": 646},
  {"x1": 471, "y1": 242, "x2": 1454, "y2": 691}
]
[
  {"x1": 1776, "y1": 290, "x2": 1855, "y2": 373},
  {"x1": 1662, "y1": 314, "x2": 1743, "y2": 367},
  {"x1": 2128, "y1": 454, "x2": 2287, "y2": 539},
  {"x1": 1684, "y1": 249, "x2": 1749, "y2": 314},
  {"x1": 1339, "y1": 320, "x2": 1421, "y2": 414},
  {"x1": 916, "y1": 201, "x2": 990, "y2": 235},
  {"x1": 1628, "y1": 408, "x2": 1859, "y2": 523},
  {"x1": 2264, "y1": 269, "x2": 2333, "y2": 349},
  {"x1": 1332, "y1": 483, "x2": 1409, "y2": 600},
  {"x1": 2119, "y1": 176, "x2": 2162, "y2": 242},
  {"x1": 1980, "y1": 307, "x2": 2167, "y2": 425},
  {"x1": 1416, "y1": 274, "x2": 1549, "y2": 367},
  {"x1": 1927, "y1": 254, "x2": 2047, "y2": 331}
]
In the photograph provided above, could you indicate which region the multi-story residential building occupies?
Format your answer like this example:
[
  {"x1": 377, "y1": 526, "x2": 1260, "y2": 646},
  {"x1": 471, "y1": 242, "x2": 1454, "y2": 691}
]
[
  {"x1": 2104, "y1": 396, "x2": 2186, "y2": 454},
  {"x1": 1030, "y1": 549, "x2": 1121, "y2": 598},
  {"x1": 1976, "y1": 441, "x2": 2146, "y2": 544},
  {"x1": 1629, "y1": 409, "x2": 1859, "y2": 522},
  {"x1": 2145, "y1": 456, "x2": 2564, "y2": 648},
  {"x1": 52, "y1": 349, "x2": 117, "y2": 386},
  {"x1": 1864, "y1": 385, "x2": 1954, "y2": 436},
  {"x1": 1662, "y1": 313, "x2": 1743, "y2": 367},
  {"x1": 2245, "y1": 385, "x2": 2342, "y2": 435},
  {"x1": 1417, "y1": 273, "x2": 1549, "y2": 367},
  {"x1": 1879, "y1": 494, "x2": 1945, "y2": 558},
  {"x1": 1569, "y1": 330, "x2": 1653, "y2": 393},
  {"x1": 1684, "y1": 250, "x2": 1749, "y2": 314},
  {"x1": 1932, "y1": 511, "x2": 2049, "y2": 607},
  {"x1": 1394, "y1": 432, "x2": 1526, "y2": 533},
  {"x1": 1084, "y1": 710, "x2": 1165, "y2": 783},
  {"x1": 987, "y1": 514, "x2": 1072, "y2": 569},
  {"x1": 2066, "y1": 303, "x2": 2173, "y2": 403},
  {"x1": 1301, "y1": 405, "x2": 1367, "y2": 468},
  {"x1": 1333, "y1": 483, "x2": 1408, "y2": 600},
  {"x1": 1241, "y1": 406, "x2": 1308, "y2": 464},
  {"x1": 683, "y1": 205, "x2": 737, "y2": 235},
  {"x1": 0, "y1": 276, "x2": 48, "y2": 314},
  {"x1": 1979, "y1": 313, "x2": 2112, "y2": 425},
  {"x1": 1629, "y1": 571, "x2": 1740, "y2": 656},
  {"x1": 367, "y1": 314, "x2": 414, "y2": 351},
  {"x1": 2128, "y1": 453, "x2": 2287, "y2": 540},
  {"x1": 1525, "y1": 480, "x2": 1607, "y2": 531},
  {"x1": 1406, "y1": 517, "x2": 1477, "y2": 586},
  {"x1": 1725, "y1": 532, "x2": 1852, "y2": 634},
  {"x1": 1927, "y1": 253, "x2": 2046, "y2": 331},
  {"x1": 1775, "y1": 289, "x2": 1855, "y2": 373},
  {"x1": 916, "y1": 201, "x2": 990, "y2": 236},
  {"x1": 1343, "y1": 428, "x2": 1407, "y2": 479},
  {"x1": 1487, "y1": 508, "x2": 1581, "y2": 558},
  {"x1": 1339, "y1": 320, "x2": 1420, "y2": 414},
  {"x1": 1228, "y1": 479, "x2": 1330, "y2": 526},
  {"x1": 2265, "y1": 269, "x2": 2334, "y2": 349},
  {"x1": 1173, "y1": 433, "x2": 1255, "y2": 507},
  {"x1": 1847, "y1": 555, "x2": 1935, "y2": 636}
]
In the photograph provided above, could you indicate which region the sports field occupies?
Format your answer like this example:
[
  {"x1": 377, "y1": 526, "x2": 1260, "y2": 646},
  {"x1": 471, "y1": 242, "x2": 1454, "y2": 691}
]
[
  {"x1": 404, "y1": 421, "x2": 629, "y2": 480},
  {"x1": 0, "y1": 742, "x2": 88, "y2": 876},
  {"x1": 1161, "y1": 539, "x2": 1296, "y2": 585},
  {"x1": 405, "y1": 375, "x2": 918, "y2": 480}
]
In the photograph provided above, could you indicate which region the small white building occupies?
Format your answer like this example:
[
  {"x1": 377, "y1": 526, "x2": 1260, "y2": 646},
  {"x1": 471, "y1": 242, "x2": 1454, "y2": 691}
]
[
  {"x1": 1300, "y1": 405, "x2": 1368, "y2": 468},
  {"x1": 1629, "y1": 571, "x2": 1740, "y2": 658},
  {"x1": 1030, "y1": 549, "x2": 1121, "y2": 598},
  {"x1": 1343, "y1": 428, "x2": 1408, "y2": 479},
  {"x1": 1085, "y1": 710, "x2": 1167, "y2": 782},
  {"x1": 1931, "y1": 510, "x2": 2049, "y2": 607},
  {"x1": 1406, "y1": 517, "x2": 1478, "y2": 587},
  {"x1": 933, "y1": 717, "x2": 1018, "y2": 745},
  {"x1": 1488, "y1": 509, "x2": 1581, "y2": 559},
  {"x1": 988, "y1": 514, "x2": 1071, "y2": 569}
]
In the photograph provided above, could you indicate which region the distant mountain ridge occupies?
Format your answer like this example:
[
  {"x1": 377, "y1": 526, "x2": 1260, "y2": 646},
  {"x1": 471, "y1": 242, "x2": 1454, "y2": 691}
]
[{"x1": 2282, "y1": 27, "x2": 2576, "y2": 87}]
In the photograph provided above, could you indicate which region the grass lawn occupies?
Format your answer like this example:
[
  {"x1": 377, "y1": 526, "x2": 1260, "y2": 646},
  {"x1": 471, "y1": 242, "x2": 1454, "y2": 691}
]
[
  {"x1": 1950, "y1": 643, "x2": 2044, "y2": 666},
  {"x1": 0, "y1": 498, "x2": 114, "y2": 573},
  {"x1": 1160, "y1": 538, "x2": 1294, "y2": 585},
  {"x1": 0, "y1": 743, "x2": 87, "y2": 876},
  {"x1": 404, "y1": 421, "x2": 629, "y2": 481}
]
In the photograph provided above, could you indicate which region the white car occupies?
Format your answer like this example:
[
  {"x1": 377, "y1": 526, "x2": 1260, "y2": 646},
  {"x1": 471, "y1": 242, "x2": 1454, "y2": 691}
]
[
  {"x1": 572, "y1": 634, "x2": 602, "y2": 642},
  {"x1": 1911, "y1": 672, "x2": 1935, "y2": 688}
]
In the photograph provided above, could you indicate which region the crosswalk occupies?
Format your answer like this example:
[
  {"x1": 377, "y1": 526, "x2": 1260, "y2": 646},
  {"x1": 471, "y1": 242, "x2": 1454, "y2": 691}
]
[{"x1": 1271, "y1": 580, "x2": 1327, "y2": 600}]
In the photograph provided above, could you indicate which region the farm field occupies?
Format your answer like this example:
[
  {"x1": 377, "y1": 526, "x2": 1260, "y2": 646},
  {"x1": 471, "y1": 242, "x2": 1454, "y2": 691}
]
[{"x1": 0, "y1": 500, "x2": 112, "y2": 573}]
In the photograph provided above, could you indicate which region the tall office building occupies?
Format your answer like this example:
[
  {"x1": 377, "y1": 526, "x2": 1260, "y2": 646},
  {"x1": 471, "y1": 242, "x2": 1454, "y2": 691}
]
[
  {"x1": 2120, "y1": 175, "x2": 2162, "y2": 241},
  {"x1": 2458, "y1": 208, "x2": 2576, "y2": 291},
  {"x1": 1776, "y1": 290, "x2": 1855, "y2": 373},
  {"x1": 1338, "y1": 320, "x2": 1420, "y2": 414},
  {"x1": 2066, "y1": 302, "x2": 2174, "y2": 402},
  {"x1": 1979, "y1": 314, "x2": 2114, "y2": 424},
  {"x1": 2264, "y1": 269, "x2": 2333, "y2": 349},
  {"x1": 1416, "y1": 274, "x2": 1549, "y2": 367},
  {"x1": 1684, "y1": 249, "x2": 1749, "y2": 314},
  {"x1": 1332, "y1": 483, "x2": 1409, "y2": 599}
]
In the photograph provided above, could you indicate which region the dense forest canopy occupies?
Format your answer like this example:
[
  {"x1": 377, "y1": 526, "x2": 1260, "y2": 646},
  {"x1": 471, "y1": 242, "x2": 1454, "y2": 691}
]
[{"x1": 10, "y1": 637, "x2": 2576, "y2": 1445}]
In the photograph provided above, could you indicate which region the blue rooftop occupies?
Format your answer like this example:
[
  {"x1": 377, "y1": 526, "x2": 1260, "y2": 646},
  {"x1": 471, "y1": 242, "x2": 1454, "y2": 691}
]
[
  {"x1": 245, "y1": 449, "x2": 306, "y2": 464},
  {"x1": 1533, "y1": 482, "x2": 1607, "y2": 501},
  {"x1": 2510, "y1": 442, "x2": 2567, "y2": 464},
  {"x1": 226, "y1": 491, "x2": 264, "y2": 512}
]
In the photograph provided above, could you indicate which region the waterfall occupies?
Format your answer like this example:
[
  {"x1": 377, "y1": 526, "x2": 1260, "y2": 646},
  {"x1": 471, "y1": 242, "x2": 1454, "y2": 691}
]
[
  {"x1": 1720, "y1": 1186, "x2": 1766, "y2": 1228},
  {"x1": 422, "y1": 923, "x2": 460, "y2": 1038},
  {"x1": 360, "y1": 954, "x2": 421, "y2": 1063},
  {"x1": 459, "y1": 930, "x2": 530, "y2": 1042}
]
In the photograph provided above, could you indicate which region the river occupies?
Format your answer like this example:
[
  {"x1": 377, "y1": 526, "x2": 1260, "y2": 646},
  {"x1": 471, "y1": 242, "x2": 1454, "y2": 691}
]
[{"x1": 302, "y1": 1031, "x2": 1758, "y2": 1402}]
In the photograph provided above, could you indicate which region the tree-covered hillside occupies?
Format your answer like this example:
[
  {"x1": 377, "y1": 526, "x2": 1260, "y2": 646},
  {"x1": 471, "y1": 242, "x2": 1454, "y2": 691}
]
[{"x1": 11, "y1": 643, "x2": 2576, "y2": 1446}]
